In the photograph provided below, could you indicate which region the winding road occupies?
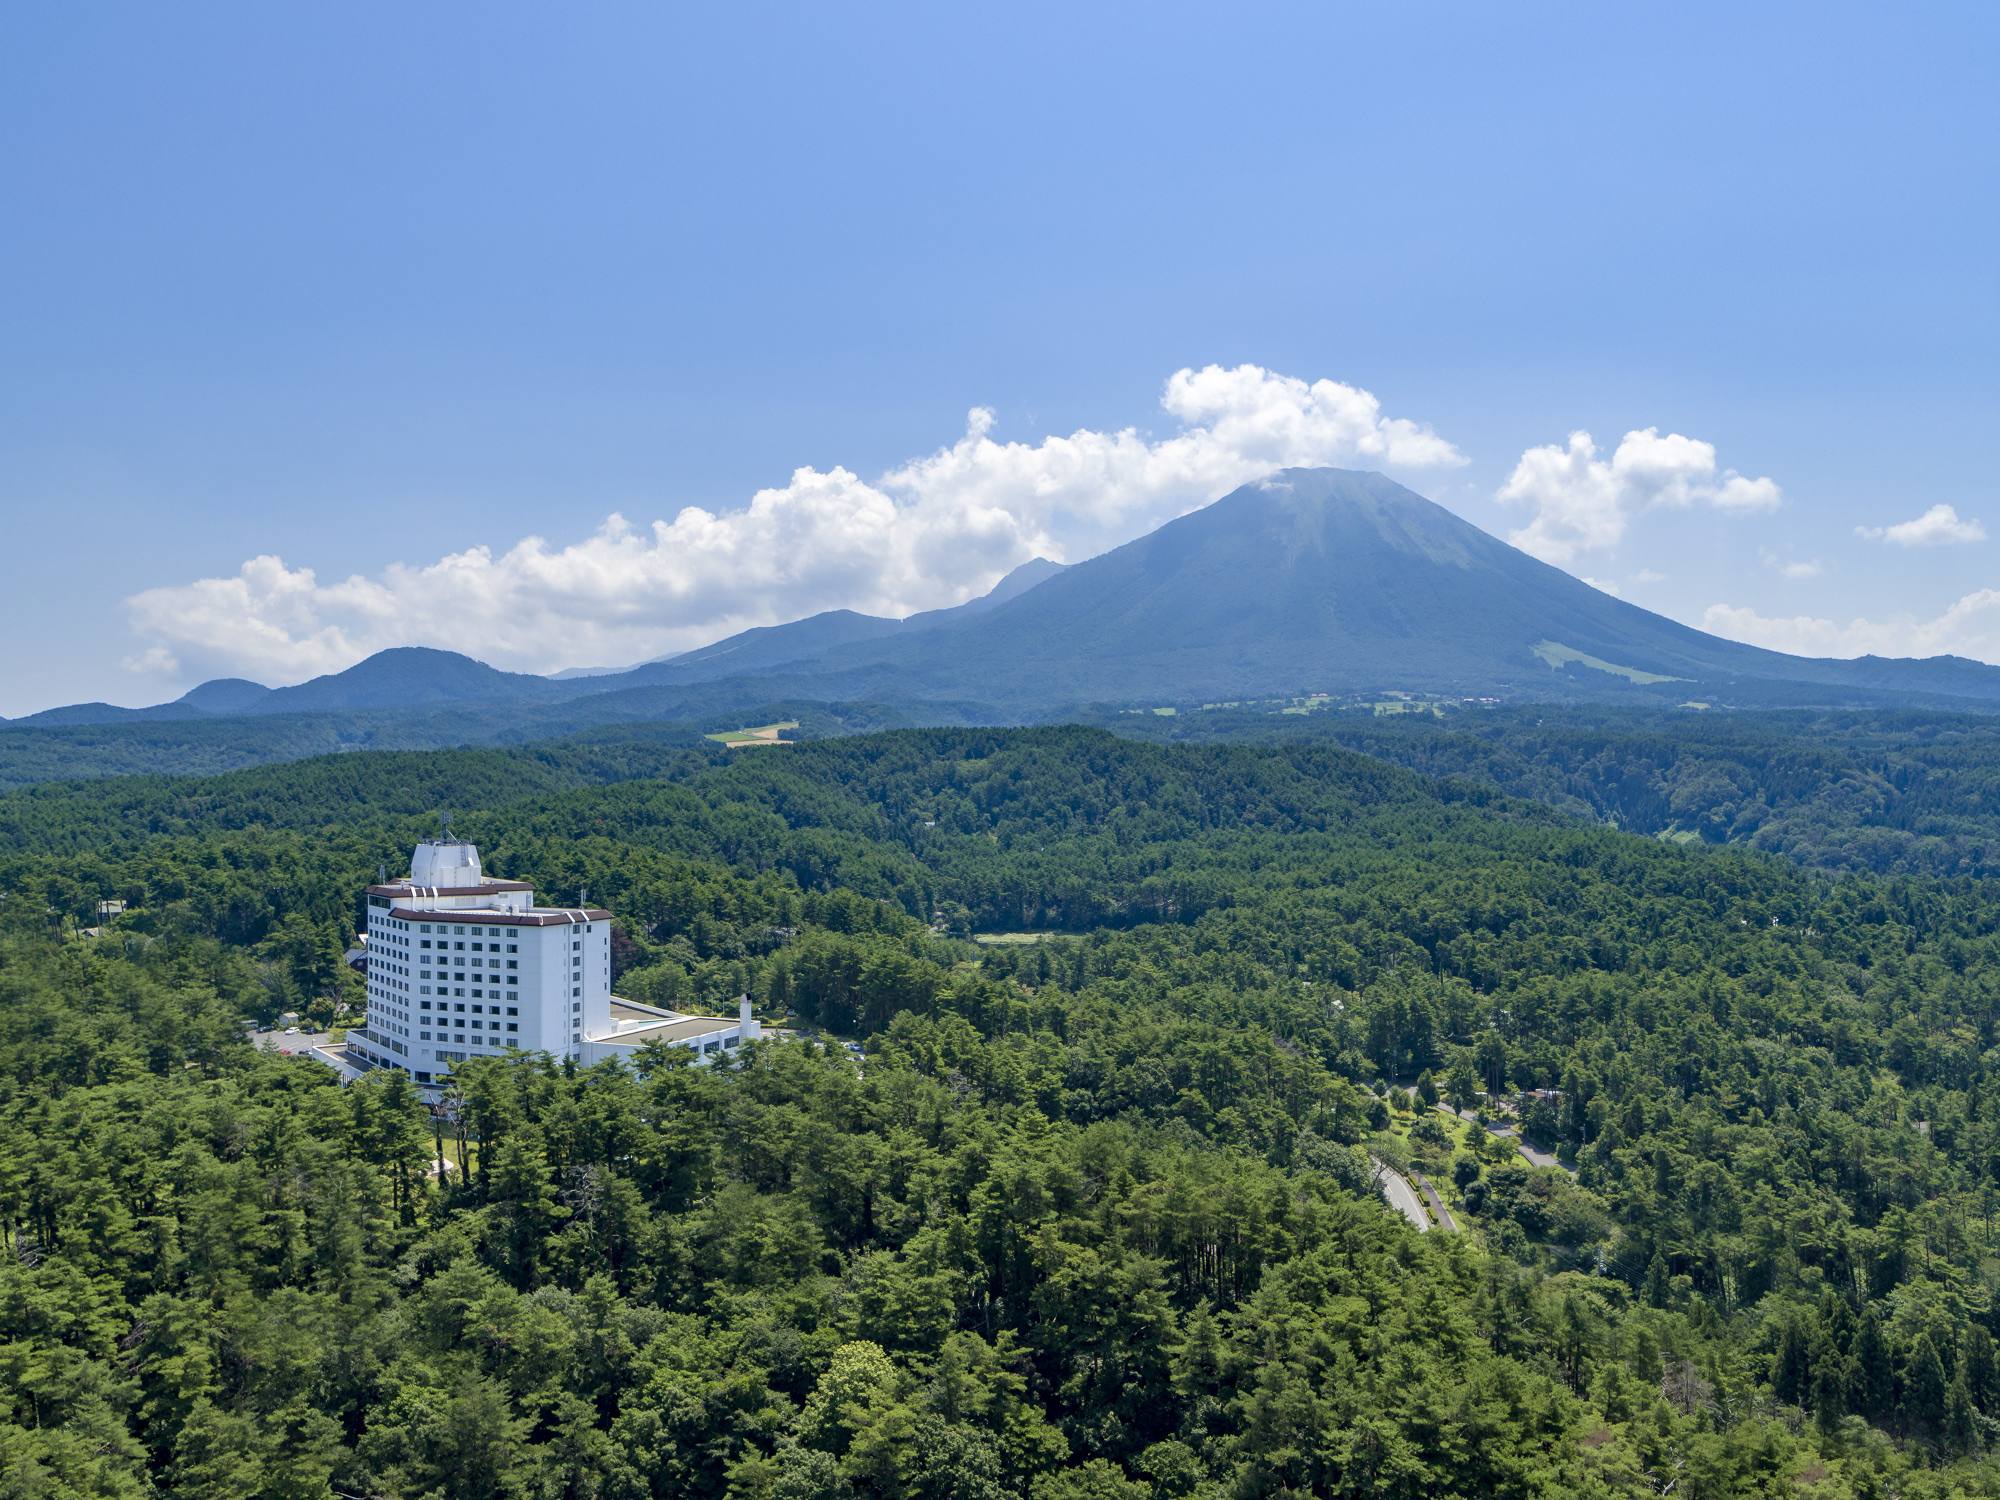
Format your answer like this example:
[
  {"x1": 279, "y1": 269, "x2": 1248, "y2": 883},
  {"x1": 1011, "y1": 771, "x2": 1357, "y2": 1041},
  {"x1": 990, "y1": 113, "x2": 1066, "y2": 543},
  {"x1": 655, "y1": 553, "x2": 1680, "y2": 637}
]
[{"x1": 1370, "y1": 1157, "x2": 1431, "y2": 1232}]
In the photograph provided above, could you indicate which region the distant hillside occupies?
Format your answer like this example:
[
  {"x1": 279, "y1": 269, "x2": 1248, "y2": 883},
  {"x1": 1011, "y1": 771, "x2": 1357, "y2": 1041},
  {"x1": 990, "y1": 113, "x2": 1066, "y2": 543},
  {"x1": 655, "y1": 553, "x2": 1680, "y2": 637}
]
[
  {"x1": 239, "y1": 646, "x2": 569, "y2": 714},
  {"x1": 177, "y1": 677, "x2": 273, "y2": 713},
  {"x1": 619, "y1": 556, "x2": 1069, "y2": 687}
]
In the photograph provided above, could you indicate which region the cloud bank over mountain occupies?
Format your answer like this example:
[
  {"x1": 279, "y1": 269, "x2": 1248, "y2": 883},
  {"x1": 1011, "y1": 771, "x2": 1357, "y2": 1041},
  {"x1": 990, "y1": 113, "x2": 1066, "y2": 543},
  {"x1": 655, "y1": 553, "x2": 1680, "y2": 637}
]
[
  {"x1": 1496, "y1": 427, "x2": 1781, "y2": 566},
  {"x1": 122, "y1": 365, "x2": 1463, "y2": 685}
]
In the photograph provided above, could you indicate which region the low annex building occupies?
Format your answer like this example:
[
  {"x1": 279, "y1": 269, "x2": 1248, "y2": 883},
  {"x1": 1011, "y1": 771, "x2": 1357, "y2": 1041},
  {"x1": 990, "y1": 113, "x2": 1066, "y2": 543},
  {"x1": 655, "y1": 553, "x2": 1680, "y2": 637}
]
[{"x1": 344, "y1": 835, "x2": 759, "y2": 1088}]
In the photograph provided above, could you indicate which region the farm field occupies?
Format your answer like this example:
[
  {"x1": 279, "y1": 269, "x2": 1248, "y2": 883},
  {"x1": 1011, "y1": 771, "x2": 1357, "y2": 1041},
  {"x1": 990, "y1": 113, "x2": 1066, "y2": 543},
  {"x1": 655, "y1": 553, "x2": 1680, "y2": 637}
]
[{"x1": 704, "y1": 719, "x2": 800, "y2": 747}]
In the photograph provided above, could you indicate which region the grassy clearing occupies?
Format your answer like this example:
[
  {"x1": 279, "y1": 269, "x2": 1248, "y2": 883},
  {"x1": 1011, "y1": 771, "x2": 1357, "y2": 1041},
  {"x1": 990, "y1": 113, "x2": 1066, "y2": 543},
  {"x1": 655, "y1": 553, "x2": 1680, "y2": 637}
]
[
  {"x1": 705, "y1": 720, "x2": 800, "y2": 747},
  {"x1": 1532, "y1": 639, "x2": 1686, "y2": 685},
  {"x1": 972, "y1": 931, "x2": 1065, "y2": 945},
  {"x1": 1280, "y1": 694, "x2": 1335, "y2": 715}
]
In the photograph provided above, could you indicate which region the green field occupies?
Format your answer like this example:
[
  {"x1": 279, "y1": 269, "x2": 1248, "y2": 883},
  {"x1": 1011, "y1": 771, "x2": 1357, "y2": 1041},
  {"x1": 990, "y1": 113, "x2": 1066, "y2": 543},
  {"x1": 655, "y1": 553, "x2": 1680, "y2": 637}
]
[{"x1": 704, "y1": 719, "x2": 800, "y2": 747}]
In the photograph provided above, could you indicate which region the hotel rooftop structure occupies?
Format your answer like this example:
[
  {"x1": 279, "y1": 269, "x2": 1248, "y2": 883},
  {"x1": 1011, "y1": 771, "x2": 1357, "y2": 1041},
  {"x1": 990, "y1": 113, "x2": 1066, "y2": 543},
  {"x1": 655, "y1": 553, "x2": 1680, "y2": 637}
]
[{"x1": 344, "y1": 835, "x2": 758, "y2": 1088}]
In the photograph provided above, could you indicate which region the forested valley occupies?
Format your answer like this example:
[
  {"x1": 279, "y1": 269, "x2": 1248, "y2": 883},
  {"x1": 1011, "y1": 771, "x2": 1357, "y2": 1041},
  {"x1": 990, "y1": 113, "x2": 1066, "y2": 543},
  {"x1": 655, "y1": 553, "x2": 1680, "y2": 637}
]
[{"x1": 8, "y1": 724, "x2": 2000, "y2": 1496}]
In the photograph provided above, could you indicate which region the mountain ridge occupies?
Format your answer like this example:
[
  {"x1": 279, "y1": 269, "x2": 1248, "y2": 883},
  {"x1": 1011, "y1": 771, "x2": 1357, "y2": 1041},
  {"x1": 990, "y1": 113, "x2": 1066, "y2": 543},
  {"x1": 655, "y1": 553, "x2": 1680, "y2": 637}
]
[{"x1": 13, "y1": 472, "x2": 2000, "y2": 735}]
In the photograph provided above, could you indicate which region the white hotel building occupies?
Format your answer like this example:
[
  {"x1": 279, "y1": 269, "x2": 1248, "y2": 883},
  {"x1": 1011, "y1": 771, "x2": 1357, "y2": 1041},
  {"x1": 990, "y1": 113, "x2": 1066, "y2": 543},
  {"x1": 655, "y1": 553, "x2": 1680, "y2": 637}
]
[{"x1": 346, "y1": 836, "x2": 758, "y2": 1088}]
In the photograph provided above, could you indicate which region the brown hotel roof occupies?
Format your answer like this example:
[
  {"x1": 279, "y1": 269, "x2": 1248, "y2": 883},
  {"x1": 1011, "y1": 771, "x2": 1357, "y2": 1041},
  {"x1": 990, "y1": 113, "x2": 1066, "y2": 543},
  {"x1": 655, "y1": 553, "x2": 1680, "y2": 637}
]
[{"x1": 370, "y1": 906, "x2": 614, "y2": 927}]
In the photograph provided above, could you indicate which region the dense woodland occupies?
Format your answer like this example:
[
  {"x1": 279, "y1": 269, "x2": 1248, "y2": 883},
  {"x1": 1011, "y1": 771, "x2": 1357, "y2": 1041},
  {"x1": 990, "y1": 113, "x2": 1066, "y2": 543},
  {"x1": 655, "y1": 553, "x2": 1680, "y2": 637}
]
[
  {"x1": 1126, "y1": 706, "x2": 2000, "y2": 881},
  {"x1": 9, "y1": 723, "x2": 2000, "y2": 1495}
]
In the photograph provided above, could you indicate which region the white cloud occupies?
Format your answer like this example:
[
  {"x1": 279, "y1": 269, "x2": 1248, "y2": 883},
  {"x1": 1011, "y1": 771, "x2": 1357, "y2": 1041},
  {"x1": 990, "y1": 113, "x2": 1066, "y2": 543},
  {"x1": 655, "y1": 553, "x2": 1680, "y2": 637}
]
[
  {"x1": 1758, "y1": 550, "x2": 1823, "y2": 579},
  {"x1": 1855, "y1": 503, "x2": 1986, "y2": 547},
  {"x1": 1703, "y1": 591, "x2": 2000, "y2": 662},
  {"x1": 1496, "y1": 427, "x2": 1781, "y2": 565},
  {"x1": 123, "y1": 365, "x2": 1464, "y2": 686},
  {"x1": 1631, "y1": 568, "x2": 1666, "y2": 585},
  {"x1": 1581, "y1": 577, "x2": 1621, "y2": 597}
]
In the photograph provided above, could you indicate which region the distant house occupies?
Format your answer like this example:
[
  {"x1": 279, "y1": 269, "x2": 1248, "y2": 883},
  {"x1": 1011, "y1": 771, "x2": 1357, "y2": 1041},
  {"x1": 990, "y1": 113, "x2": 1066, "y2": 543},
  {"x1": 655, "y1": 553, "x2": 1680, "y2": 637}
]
[
  {"x1": 344, "y1": 938, "x2": 368, "y2": 972},
  {"x1": 96, "y1": 899, "x2": 126, "y2": 920}
]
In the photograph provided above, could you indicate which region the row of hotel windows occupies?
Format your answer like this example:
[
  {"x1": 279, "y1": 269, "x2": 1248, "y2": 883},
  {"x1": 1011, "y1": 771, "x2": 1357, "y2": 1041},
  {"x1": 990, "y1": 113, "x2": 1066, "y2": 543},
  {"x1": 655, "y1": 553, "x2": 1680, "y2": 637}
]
[
  {"x1": 422, "y1": 1020, "x2": 520, "y2": 1038},
  {"x1": 371, "y1": 917, "x2": 597, "y2": 936}
]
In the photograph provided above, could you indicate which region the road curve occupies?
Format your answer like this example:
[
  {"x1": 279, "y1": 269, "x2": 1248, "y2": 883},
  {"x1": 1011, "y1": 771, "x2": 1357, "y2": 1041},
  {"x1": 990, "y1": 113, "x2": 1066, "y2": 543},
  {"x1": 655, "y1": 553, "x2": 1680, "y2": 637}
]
[{"x1": 1370, "y1": 1157, "x2": 1429, "y2": 1232}]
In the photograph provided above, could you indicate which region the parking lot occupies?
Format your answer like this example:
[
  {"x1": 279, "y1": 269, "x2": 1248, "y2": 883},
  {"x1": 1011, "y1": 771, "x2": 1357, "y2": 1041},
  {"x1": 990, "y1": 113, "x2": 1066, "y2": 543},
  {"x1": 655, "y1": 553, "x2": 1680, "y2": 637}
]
[{"x1": 248, "y1": 1026, "x2": 334, "y2": 1057}]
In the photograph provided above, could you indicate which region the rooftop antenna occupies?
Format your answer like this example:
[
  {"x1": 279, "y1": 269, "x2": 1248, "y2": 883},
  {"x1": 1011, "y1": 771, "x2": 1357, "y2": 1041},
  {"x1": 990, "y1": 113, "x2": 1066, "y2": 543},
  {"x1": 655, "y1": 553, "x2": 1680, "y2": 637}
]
[
  {"x1": 377, "y1": 861, "x2": 388, "y2": 885},
  {"x1": 579, "y1": 885, "x2": 588, "y2": 909},
  {"x1": 439, "y1": 809, "x2": 453, "y2": 842}
]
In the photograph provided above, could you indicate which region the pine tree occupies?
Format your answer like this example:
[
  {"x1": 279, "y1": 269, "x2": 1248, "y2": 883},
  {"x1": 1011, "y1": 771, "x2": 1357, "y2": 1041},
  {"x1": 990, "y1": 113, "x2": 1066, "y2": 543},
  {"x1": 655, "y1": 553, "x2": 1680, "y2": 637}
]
[
  {"x1": 1853, "y1": 1310, "x2": 1894, "y2": 1421},
  {"x1": 1772, "y1": 1319, "x2": 1811, "y2": 1407},
  {"x1": 1903, "y1": 1332, "x2": 1949, "y2": 1433}
]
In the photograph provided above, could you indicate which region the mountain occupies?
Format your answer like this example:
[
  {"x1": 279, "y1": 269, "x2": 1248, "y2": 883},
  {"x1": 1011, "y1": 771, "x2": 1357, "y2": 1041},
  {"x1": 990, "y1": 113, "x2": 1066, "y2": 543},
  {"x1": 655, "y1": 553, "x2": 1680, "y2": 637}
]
[
  {"x1": 12, "y1": 472, "x2": 2000, "y2": 783},
  {"x1": 624, "y1": 557, "x2": 1070, "y2": 687},
  {"x1": 10, "y1": 700, "x2": 208, "y2": 727},
  {"x1": 653, "y1": 609, "x2": 906, "y2": 682},
  {"x1": 177, "y1": 677, "x2": 273, "y2": 714},
  {"x1": 917, "y1": 556, "x2": 1066, "y2": 617},
  {"x1": 550, "y1": 655, "x2": 680, "y2": 680},
  {"x1": 239, "y1": 647, "x2": 569, "y2": 714},
  {"x1": 689, "y1": 469, "x2": 2000, "y2": 709}
]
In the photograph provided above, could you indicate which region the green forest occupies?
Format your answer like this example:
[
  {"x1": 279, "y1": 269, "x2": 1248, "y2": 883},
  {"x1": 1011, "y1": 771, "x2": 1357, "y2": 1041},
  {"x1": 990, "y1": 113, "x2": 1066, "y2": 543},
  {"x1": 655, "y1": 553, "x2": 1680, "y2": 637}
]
[{"x1": 9, "y1": 720, "x2": 2000, "y2": 1496}]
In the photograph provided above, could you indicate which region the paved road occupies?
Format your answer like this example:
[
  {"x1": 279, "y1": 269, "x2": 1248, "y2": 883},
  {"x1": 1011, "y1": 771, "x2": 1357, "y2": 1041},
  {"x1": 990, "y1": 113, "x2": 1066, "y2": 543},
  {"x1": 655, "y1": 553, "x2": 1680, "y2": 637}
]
[
  {"x1": 249, "y1": 1027, "x2": 333, "y2": 1055},
  {"x1": 1411, "y1": 1171, "x2": 1460, "y2": 1232},
  {"x1": 1371, "y1": 1157, "x2": 1429, "y2": 1233},
  {"x1": 1432, "y1": 1102, "x2": 1576, "y2": 1175}
]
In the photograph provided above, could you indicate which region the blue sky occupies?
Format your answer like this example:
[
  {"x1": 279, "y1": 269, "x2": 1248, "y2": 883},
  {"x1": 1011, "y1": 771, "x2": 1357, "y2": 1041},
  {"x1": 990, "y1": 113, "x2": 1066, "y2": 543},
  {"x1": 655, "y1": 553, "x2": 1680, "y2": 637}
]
[{"x1": 1, "y1": 2, "x2": 1994, "y2": 714}]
